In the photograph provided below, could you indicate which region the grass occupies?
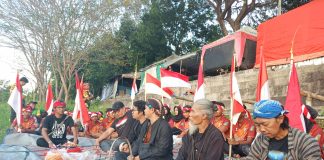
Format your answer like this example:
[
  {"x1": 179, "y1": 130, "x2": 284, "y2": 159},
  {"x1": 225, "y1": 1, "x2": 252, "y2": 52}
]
[{"x1": 0, "y1": 103, "x2": 11, "y2": 143}]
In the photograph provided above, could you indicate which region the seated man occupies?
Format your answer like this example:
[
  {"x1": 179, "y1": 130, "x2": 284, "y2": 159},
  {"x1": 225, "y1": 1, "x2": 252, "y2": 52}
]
[
  {"x1": 131, "y1": 98, "x2": 173, "y2": 160},
  {"x1": 85, "y1": 112, "x2": 103, "y2": 138},
  {"x1": 115, "y1": 100, "x2": 150, "y2": 160},
  {"x1": 11, "y1": 107, "x2": 38, "y2": 133},
  {"x1": 102, "y1": 108, "x2": 115, "y2": 131},
  {"x1": 303, "y1": 104, "x2": 324, "y2": 158},
  {"x1": 95, "y1": 101, "x2": 138, "y2": 152},
  {"x1": 210, "y1": 101, "x2": 230, "y2": 139},
  {"x1": 36, "y1": 100, "x2": 78, "y2": 148},
  {"x1": 225, "y1": 108, "x2": 256, "y2": 157},
  {"x1": 176, "y1": 99, "x2": 224, "y2": 160},
  {"x1": 242, "y1": 100, "x2": 321, "y2": 159}
]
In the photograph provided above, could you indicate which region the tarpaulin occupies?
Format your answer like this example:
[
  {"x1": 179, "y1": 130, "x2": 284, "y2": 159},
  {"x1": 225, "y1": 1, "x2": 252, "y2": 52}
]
[{"x1": 256, "y1": 0, "x2": 324, "y2": 66}]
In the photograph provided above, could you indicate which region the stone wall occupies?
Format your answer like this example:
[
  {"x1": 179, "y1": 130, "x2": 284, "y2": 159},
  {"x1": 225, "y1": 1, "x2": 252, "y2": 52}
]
[
  {"x1": 120, "y1": 63, "x2": 324, "y2": 113},
  {"x1": 178, "y1": 63, "x2": 324, "y2": 110}
]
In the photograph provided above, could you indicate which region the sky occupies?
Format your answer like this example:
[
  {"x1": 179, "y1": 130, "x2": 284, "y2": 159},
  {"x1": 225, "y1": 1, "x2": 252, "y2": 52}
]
[{"x1": 0, "y1": 47, "x2": 35, "y2": 91}]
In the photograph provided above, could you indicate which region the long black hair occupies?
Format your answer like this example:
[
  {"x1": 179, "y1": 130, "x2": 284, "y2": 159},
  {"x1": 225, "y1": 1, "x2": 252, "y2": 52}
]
[
  {"x1": 172, "y1": 105, "x2": 184, "y2": 122},
  {"x1": 161, "y1": 105, "x2": 172, "y2": 122}
]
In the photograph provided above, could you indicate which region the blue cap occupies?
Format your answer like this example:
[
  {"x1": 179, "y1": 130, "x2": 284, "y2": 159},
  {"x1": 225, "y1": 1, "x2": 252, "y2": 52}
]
[{"x1": 253, "y1": 100, "x2": 288, "y2": 119}]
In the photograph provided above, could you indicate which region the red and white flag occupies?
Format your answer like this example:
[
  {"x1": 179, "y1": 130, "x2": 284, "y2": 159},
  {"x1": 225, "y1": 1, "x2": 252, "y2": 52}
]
[
  {"x1": 45, "y1": 83, "x2": 54, "y2": 115},
  {"x1": 7, "y1": 73, "x2": 23, "y2": 126},
  {"x1": 256, "y1": 51, "x2": 270, "y2": 101},
  {"x1": 230, "y1": 55, "x2": 245, "y2": 125},
  {"x1": 194, "y1": 52, "x2": 205, "y2": 102},
  {"x1": 131, "y1": 77, "x2": 138, "y2": 100},
  {"x1": 285, "y1": 62, "x2": 305, "y2": 132},
  {"x1": 145, "y1": 73, "x2": 173, "y2": 99},
  {"x1": 73, "y1": 72, "x2": 90, "y2": 127},
  {"x1": 160, "y1": 68, "x2": 191, "y2": 88}
]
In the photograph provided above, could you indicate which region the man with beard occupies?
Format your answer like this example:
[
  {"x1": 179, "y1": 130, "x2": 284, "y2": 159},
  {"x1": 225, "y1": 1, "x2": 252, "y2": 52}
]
[
  {"x1": 176, "y1": 99, "x2": 224, "y2": 160},
  {"x1": 36, "y1": 101, "x2": 78, "y2": 148},
  {"x1": 242, "y1": 100, "x2": 321, "y2": 159},
  {"x1": 130, "y1": 98, "x2": 173, "y2": 160},
  {"x1": 95, "y1": 101, "x2": 138, "y2": 152}
]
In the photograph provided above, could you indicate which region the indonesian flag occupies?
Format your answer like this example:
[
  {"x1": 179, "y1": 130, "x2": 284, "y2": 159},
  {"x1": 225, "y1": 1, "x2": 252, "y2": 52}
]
[
  {"x1": 145, "y1": 73, "x2": 173, "y2": 99},
  {"x1": 160, "y1": 68, "x2": 191, "y2": 88},
  {"x1": 131, "y1": 73, "x2": 138, "y2": 100},
  {"x1": 302, "y1": 104, "x2": 315, "y2": 123},
  {"x1": 116, "y1": 116, "x2": 128, "y2": 128},
  {"x1": 194, "y1": 51, "x2": 205, "y2": 102},
  {"x1": 73, "y1": 72, "x2": 90, "y2": 127},
  {"x1": 256, "y1": 51, "x2": 270, "y2": 101},
  {"x1": 45, "y1": 83, "x2": 54, "y2": 115},
  {"x1": 285, "y1": 62, "x2": 305, "y2": 132},
  {"x1": 7, "y1": 73, "x2": 23, "y2": 126},
  {"x1": 230, "y1": 55, "x2": 245, "y2": 125}
]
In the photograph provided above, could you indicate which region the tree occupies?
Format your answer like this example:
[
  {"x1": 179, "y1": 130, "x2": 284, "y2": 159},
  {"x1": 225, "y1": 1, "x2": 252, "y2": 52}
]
[
  {"x1": 282, "y1": 0, "x2": 310, "y2": 13},
  {"x1": 207, "y1": 0, "x2": 279, "y2": 35},
  {"x1": 0, "y1": 0, "x2": 120, "y2": 102},
  {"x1": 130, "y1": 2, "x2": 172, "y2": 66},
  {"x1": 160, "y1": 0, "x2": 223, "y2": 55}
]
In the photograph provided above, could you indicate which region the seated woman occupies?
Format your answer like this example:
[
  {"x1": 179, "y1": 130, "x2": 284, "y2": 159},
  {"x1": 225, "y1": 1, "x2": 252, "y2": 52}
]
[
  {"x1": 161, "y1": 105, "x2": 174, "y2": 127},
  {"x1": 173, "y1": 105, "x2": 191, "y2": 138}
]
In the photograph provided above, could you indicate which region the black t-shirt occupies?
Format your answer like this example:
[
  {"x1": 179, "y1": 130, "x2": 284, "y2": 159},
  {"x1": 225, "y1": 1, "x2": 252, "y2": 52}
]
[
  {"x1": 267, "y1": 135, "x2": 288, "y2": 160},
  {"x1": 43, "y1": 114, "x2": 74, "y2": 141},
  {"x1": 111, "y1": 111, "x2": 138, "y2": 143}
]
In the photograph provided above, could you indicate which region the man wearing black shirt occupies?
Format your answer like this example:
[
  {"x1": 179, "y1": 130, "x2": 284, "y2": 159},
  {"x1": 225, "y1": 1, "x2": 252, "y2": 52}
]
[
  {"x1": 36, "y1": 101, "x2": 77, "y2": 148},
  {"x1": 131, "y1": 98, "x2": 173, "y2": 160},
  {"x1": 176, "y1": 99, "x2": 224, "y2": 160},
  {"x1": 95, "y1": 101, "x2": 138, "y2": 152},
  {"x1": 115, "y1": 100, "x2": 149, "y2": 160}
]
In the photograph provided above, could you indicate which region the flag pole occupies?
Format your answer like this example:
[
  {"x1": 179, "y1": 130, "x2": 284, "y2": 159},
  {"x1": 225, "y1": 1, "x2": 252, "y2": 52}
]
[
  {"x1": 229, "y1": 97, "x2": 234, "y2": 160},
  {"x1": 131, "y1": 64, "x2": 137, "y2": 109},
  {"x1": 228, "y1": 54, "x2": 236, "y2": 160},
  {"x1": 144, "y1": 73, "x2": 147, "y2": 101}
]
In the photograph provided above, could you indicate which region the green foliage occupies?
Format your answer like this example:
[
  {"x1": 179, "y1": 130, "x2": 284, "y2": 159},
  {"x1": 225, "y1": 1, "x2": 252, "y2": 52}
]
[
  {"x1": 0, "y1": 80, "x2": 10, "y2": 103},
  {"x1": 130, "y1": 2, "x2": 172, "y2": 66},
  {"x1": 82, "y1": 0, "x2": 224, "y2": 97},
  {"x1": 0, "y1": 103, "x2": 11, "y2": 142},
  {"x1": 160, "y1": 0, "x2": 223, "y2": 54},
  {"x1": 282, "y1": 0, "x2": 311, "y2": 13}
]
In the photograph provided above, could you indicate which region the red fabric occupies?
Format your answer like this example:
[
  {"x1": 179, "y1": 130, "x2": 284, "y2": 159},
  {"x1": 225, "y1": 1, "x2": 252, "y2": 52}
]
[
  {"x1": 67, "y1": 147, "x2": 82, "y2": 153},
  {"x1": 160, "y1": 68, "x2": 189, "y2": 81},
  {"x1": 74, "y1": 72, "x2": 90, "y2": 126},
  {"x1": 232, "y1": 116, "x2": 256, "y2": 141},
  {"x1": 256, "y1": 50, "x2": 270, "y2": 101},
  {"x1": 174, "y1": 119, "x2": 189, "y2": 132},
  {"x1": 285, "y1": 62, "x2": 305, "y2": 131},
  {"x1": 230, "y1": 55, "x2": 245, "y2": 125},
  {"x1": 211, "y1": 115, "x2": 230, "y2": 137},
  {"x1": 309, "y1": 123, "x2": 324, "y2": 158},
  {"x1": 256, "y1": 0, "x2": 324, "y2": 66},
  {"x1": 16, "y1": 73, "x2": 23, "y2": 125},
  {"x1": 45, "y1": 83, "x2": 54, "y2": 111}
]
